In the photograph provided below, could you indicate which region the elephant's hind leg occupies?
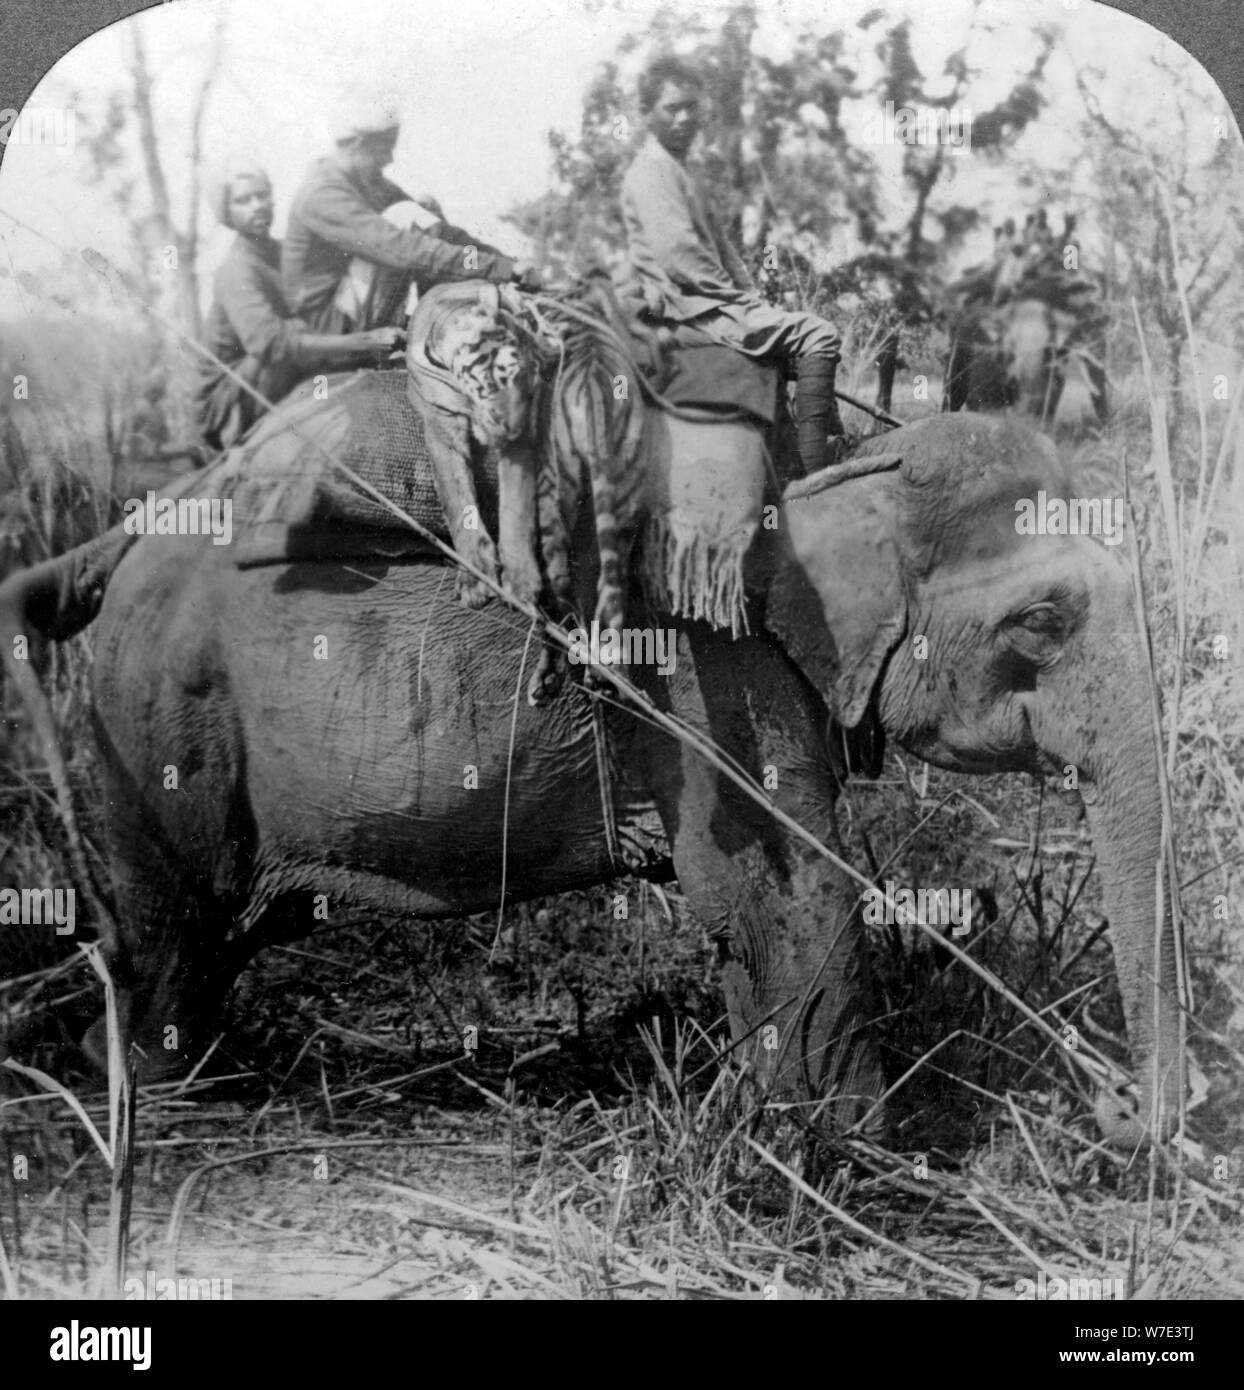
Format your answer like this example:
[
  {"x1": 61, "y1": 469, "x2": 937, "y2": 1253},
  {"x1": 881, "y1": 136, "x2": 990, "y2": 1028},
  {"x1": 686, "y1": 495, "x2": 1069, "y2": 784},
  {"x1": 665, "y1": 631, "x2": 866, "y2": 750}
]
[
  {"x1": 83, "y1": 741, "x2": 254, "y2": 1080},
  {"x1": 82, "y1": 866, "x2": 234, "y2": 1082}
]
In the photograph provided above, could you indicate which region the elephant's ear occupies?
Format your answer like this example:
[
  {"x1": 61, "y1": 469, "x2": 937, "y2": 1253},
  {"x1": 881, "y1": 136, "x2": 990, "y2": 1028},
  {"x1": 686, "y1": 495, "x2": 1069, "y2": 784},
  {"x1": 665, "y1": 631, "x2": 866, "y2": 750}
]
[{"x1": 764, "y1": 474, "x2": 906, "y2": 730}]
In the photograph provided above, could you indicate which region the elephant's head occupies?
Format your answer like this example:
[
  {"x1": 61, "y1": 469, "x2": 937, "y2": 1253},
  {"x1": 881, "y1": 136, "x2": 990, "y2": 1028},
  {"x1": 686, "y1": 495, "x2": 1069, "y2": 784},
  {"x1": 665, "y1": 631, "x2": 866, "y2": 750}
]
[{"x1": 766, "y1": 412, "x2": 1183, "y2": 1142}]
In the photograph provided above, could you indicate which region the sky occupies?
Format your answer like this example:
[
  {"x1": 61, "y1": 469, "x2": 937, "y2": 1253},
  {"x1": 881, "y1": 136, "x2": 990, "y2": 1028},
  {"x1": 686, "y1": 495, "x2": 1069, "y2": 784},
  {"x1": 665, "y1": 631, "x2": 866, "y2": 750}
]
[{"x1": 0, "y1": 0, "x2": 1234, "y2": 325}]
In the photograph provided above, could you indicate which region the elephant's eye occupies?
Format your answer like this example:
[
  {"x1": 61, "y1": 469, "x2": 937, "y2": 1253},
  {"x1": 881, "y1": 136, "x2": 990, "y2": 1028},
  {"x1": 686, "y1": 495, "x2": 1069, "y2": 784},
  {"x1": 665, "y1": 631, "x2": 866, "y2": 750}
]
[{"x1": 1016, "y1": 603, "x2": 1064, "y2": 637}]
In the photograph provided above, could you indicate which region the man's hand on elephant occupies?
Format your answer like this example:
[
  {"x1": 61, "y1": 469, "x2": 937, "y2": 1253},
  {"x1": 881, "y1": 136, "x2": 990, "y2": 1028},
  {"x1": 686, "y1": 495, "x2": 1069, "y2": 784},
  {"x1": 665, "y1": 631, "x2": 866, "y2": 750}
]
[{"x1": 359, "y1": 326, "x2": 406, "y2": 363}]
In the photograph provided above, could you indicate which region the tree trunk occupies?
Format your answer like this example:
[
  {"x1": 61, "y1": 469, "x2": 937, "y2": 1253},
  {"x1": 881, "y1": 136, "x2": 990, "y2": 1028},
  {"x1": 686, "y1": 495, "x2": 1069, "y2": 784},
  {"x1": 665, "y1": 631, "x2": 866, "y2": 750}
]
[
  {"x1": 714, "y1": 3, "x2": 757, "y2": 245},
  {"x1": 128, "y1": 15, "x2": 227, "y2": 339}
]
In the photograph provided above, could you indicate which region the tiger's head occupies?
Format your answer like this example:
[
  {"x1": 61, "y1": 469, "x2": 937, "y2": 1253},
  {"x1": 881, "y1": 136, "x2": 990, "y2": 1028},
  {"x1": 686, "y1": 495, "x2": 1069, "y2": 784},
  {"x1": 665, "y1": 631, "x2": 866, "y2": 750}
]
[{"x1": 425, "y1": 291, "x2": 542, "y2": 450}]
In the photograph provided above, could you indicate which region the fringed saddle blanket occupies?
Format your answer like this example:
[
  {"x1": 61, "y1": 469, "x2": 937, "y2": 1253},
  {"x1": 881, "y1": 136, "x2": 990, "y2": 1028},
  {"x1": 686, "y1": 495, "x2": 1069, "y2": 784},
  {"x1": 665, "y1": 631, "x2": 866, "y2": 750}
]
[{"x1": 639, "y1": 410, "x2": 768, "y2": 638}]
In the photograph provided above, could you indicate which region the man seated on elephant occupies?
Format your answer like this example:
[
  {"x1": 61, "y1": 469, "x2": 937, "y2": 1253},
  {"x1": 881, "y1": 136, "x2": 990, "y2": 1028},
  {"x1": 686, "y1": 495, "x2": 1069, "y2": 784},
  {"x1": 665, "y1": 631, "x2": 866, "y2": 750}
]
[
  {"x1": 196, "y1": 159, "x2": 402, "y2": 452},
  {"x1": 282, "y1": 102, "x2": 538, "y2": 336},
  {"x1": 617, "y1": 55, "x2": 847, "y2": 475}
]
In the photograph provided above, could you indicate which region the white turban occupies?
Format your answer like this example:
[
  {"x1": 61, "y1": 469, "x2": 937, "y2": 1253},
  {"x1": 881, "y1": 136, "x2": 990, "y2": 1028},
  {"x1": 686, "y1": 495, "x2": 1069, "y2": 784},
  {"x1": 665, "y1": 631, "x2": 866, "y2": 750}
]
[{"x1": 332, "y1": 99, "x2": 402, "y2": 143}]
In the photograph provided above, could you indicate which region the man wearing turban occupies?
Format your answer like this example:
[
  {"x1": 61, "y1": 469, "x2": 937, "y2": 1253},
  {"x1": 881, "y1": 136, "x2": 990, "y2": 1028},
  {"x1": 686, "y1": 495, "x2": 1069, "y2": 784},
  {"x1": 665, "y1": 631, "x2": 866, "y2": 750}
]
[
  {"x1": 196, "y1": 159, "x2": 402, "y2": 450},
  {"x1": 282, "y1": 102, "x2": 536, "y2": 337}
]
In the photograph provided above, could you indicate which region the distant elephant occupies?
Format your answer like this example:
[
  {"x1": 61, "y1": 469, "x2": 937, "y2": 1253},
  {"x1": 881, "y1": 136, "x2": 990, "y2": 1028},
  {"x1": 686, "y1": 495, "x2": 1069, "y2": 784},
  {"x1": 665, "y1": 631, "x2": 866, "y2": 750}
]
[
  {"x1": 944, "y1": 291, "x2": 1109, "y2": 426},
  {"x1": 945, "y1": 210, "x2": 1109, "y2": 427},
  {"x1": 0, "y1": 404, "x2": 1181, "y2": 1143}
]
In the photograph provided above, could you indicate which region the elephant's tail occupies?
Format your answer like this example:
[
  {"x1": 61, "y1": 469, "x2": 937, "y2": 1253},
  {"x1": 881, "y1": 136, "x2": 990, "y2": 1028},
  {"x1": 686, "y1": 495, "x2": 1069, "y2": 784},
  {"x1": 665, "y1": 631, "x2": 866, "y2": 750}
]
[{"x1": 0, "y1": 525, "x2": 135, "y2": 924}]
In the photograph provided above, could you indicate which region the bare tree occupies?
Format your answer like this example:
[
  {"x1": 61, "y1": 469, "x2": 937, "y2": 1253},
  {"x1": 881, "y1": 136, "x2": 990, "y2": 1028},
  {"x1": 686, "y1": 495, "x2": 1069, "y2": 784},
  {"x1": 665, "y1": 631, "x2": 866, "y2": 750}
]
[
  {"x1": 1071, "y1": 52, "x2": 1244, "y2": 412},
  {"x1": 127, "y1": 12, "x2": 227, "y2": 337}
]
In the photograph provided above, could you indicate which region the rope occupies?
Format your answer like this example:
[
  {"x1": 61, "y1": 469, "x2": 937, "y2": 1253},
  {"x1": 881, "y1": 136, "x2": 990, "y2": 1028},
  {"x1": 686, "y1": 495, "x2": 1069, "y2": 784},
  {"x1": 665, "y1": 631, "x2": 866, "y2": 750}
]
[
  {"x1": 591, "y1": 683, "x2": 620, "y2": 869},
  {"x1": 490, "y1": 616, "x2": 539, "y2": 963}
]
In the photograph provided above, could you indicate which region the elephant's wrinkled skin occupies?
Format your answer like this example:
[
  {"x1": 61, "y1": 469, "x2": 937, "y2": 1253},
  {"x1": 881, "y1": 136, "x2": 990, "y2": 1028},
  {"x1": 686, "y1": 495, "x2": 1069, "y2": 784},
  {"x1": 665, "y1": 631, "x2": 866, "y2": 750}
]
[{"x1": 2, "y1": 410, "x2": 1182, "y2": 1139}]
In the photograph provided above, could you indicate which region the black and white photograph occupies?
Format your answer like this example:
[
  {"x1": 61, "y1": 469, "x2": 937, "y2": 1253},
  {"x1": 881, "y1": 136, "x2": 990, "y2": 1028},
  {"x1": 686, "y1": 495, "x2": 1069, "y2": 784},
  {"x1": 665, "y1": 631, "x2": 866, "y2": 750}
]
[{"x1": 0, "y1": 0, "x2": 1240, "y2": 1328}]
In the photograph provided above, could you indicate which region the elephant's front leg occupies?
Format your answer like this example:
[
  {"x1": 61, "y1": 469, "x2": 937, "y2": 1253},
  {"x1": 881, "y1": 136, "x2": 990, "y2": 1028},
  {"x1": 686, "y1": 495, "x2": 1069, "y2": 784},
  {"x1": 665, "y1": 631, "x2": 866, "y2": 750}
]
[
  {"x1": 644, "y1": 626, "x2": 885, "y2": 1133},
  {"x1": 422, "y1": 408, "x2": 499, "y2": 609}
]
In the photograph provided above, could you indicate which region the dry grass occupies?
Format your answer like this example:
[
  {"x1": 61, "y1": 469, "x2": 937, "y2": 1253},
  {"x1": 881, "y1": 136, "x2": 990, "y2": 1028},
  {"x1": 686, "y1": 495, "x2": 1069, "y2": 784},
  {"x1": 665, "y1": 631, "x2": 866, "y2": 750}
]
[{"x1": 3, "y1": 992, "x2": 1241, "y2": 1299}]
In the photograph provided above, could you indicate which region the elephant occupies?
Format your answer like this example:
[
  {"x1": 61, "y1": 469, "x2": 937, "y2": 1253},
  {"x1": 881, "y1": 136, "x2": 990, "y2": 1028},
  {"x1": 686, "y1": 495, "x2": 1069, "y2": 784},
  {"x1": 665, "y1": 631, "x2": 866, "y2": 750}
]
[
  {"x1": 0, "y1": 400, "x2": 1182, "y2": 1144},
  {"x1": 944, "y1": 296, "x2": 1109, "y2": 426},
  {"x1": 943, "y1": 210, "x2": 1110, "y2": 428}
]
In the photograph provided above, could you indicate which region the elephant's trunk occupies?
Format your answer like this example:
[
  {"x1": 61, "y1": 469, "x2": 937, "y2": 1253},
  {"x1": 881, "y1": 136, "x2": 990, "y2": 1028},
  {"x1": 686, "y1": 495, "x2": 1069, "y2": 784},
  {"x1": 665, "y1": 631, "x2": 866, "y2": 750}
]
[
  {"x1": 1029, "y1": 596, "x2": 1184, "y2": 1142},
  {"x1": 1080, "y1": 771, "x2": 1184, "y2": 1142}
]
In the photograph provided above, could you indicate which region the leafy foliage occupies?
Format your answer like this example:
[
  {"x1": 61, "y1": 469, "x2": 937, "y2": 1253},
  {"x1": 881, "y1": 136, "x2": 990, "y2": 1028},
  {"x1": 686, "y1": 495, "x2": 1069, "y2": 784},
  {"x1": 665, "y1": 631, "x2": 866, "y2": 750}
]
[{"x1": 503, "y1": 5, "x2": 1053, "y2": 306}]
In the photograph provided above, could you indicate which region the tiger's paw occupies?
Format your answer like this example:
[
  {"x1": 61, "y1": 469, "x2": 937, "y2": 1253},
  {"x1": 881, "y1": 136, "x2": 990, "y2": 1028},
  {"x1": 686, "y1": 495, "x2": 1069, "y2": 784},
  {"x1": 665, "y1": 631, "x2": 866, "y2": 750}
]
[
  {"x1": 500, "y1": 550, "x2": 543, "y2": 608},
  {"x1": 527, "y1": 648, "x2": 566, "y2": 706},
  {"x1": 455, "y1": 536, "x2": 499, "y2": 609}
]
